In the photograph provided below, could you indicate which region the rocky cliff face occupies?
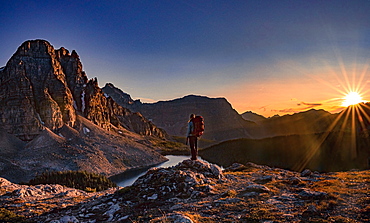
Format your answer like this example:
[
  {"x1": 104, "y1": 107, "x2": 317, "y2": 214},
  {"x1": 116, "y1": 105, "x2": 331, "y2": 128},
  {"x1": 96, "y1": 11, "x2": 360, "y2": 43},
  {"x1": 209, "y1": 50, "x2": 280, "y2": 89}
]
[
  {"x1": 0, "y1": 39, "x2": 166, "y2": 140},
  {"x1": 0, "y1": 40, "x2": 168, "y2": 182},
  {"x1": 0, "y1": 40, "x2": 76, "y2": 140},
  {"x1": 56, "y1": 47, "x2": 88, "y2": 114}
]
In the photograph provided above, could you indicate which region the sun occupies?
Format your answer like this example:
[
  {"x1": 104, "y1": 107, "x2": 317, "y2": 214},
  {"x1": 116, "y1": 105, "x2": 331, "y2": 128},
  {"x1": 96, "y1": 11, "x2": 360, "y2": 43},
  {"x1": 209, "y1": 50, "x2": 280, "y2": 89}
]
[{"x1": 341, "y1": 91, "x2": 366, "y2": 107}]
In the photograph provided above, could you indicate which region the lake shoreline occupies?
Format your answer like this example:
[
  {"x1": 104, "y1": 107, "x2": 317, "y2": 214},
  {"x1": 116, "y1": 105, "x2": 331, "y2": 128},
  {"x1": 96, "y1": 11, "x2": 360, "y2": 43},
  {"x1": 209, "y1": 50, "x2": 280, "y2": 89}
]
[{"x1": 110, "y1": 155, "x2": 206, "y2": 187}]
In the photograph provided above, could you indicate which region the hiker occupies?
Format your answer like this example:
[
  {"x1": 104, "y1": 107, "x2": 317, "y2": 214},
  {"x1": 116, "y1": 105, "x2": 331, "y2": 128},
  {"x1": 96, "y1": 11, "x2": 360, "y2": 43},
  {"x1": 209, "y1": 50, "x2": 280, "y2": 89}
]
[{"x1": 186, "y1": 114, "x2": 204, "y2": 160}]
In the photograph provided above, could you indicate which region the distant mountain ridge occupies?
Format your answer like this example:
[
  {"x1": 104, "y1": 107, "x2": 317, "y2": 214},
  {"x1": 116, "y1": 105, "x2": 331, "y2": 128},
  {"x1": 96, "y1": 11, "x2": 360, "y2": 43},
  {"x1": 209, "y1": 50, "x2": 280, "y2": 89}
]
[
  {"x1": 103, "y1": 83, "x2": 343, "y2": 142},
  {"x1": 244, "y1": 109, "x2": 337, "y2": 139},
  {"x1": 201, "y1": 103, "x2": 370, "y2": 172},
  {"x1": 241, "y1": 111, "x2": 266, "y2": 122},
  {"x1": 102, "y1": 83, "x2": 137, "y2": 105},
  {"x1": 0, "y1": 40, "x2": 168, "y2": 182},
  {"x1": 103, "y1": 83, "x2": 254, "y2": 143}
]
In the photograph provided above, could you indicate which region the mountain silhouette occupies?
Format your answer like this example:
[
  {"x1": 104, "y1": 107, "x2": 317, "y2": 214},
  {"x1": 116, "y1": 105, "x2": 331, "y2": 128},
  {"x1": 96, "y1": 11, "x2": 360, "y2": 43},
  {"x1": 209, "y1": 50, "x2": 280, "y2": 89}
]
[
  {"x1": 103, "y1": 83, "x2": 349, "y2": 142},
  {"x1": 103, "y1": 83, "x2": 255, "y2": 143}
]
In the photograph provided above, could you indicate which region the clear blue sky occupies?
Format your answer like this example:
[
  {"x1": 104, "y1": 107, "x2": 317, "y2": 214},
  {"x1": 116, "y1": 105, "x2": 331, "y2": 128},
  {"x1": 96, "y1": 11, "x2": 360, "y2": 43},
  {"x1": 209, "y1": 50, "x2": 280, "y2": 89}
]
[{"x1": 1, "y1": 0, "x2": 369, "y2": 116}]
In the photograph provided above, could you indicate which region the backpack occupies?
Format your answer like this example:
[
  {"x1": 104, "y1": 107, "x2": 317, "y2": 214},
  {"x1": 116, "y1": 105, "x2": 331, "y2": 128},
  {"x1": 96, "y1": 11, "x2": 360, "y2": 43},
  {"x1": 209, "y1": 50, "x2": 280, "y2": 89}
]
[{"x1": 192, "y1": 116, "x2": 205, "y2": 137}]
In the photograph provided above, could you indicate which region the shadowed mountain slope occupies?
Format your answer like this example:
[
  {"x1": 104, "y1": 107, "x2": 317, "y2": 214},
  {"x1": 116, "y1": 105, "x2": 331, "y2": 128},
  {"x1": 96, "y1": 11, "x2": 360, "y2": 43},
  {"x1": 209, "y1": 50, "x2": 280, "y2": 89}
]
[
  {"x1": 200, "y1": 103, "x2": 370, "y2": 172},
  {"x1": 241, "y1": 111, "x2": 267, "y2": 123},
  {"x1": 243, "y1": 109, "x2": 338, "y2": 139},
  {"x1": 0, "y1": 116, "x2": 167, "y2": 183}
]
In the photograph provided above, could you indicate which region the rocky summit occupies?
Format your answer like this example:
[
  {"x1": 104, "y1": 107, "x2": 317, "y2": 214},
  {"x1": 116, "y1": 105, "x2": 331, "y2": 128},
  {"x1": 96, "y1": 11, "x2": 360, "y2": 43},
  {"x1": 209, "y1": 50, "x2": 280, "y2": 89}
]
[
  {"x1": 0, "y1": 40, "x2": 166, "y2": 140},
  {"x1": 0, "y1": 160, "x2": 368, "y2": 222},
  {"x1": 0, "y1": 40, "x2": 169, "y2": 182}
]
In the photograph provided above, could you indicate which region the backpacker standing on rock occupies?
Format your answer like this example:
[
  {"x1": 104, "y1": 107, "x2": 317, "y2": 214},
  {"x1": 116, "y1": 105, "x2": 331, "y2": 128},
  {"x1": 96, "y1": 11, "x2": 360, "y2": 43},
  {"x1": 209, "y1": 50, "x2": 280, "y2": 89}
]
[{"x1": 186, "y1": 114, "x2": 204, "y2": 160}]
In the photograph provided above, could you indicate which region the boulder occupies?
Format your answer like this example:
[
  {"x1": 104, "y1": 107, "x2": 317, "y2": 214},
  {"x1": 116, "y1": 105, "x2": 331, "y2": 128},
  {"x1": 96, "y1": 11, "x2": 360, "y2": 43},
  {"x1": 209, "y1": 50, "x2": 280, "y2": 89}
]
[
  {"x1": 299, "y1": 188, "x2": 329, "y2": 200},
  {"x1": 151, "y1": 213, "x2": 194, "y2": 223},
  {"x1": 130, "y1": 159, "x2": 224, "y2": 200},
  {"x1": 242, "y1": 184, "x2": 271, "y2": 194}
]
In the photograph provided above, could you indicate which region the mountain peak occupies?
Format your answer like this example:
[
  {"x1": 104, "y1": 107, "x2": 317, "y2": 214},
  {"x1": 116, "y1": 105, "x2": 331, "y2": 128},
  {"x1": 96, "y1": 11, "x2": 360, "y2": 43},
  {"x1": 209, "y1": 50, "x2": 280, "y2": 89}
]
[
  {"x1": 241, "y1": 111, "x2": 266, "y2": 123},
  {"x1": 1, "y1": 39, "x2": 76, "y2": 140},
  {"x1": 15, "y1": 39, "x2": 54, "y2": 57},
  {"x1": 0, "y1": 40, "x2": 169, "y2": 182},
  {"x1": 0, "y1": 40, "x2": 167, "y2": 141},
  {"x1": 104, "y1": 82, "x2": 115, "y2": 88},
  {"x1": 103, "y1": 86, "x2": 249, "y2": 142},
  {"x1": 102, "y1": 83, "x2": 135, "y2": 105}
]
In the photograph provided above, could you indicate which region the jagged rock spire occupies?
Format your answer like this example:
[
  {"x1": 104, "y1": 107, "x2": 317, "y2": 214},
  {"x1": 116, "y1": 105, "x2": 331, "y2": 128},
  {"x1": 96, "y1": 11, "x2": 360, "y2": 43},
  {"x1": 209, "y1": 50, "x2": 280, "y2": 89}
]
[
  {"x1": 0, "y1": 39, "x2": 167, "y2": 141},
  {"x1": 0, "y1": 40, "x2": 76, "y2": 140}
]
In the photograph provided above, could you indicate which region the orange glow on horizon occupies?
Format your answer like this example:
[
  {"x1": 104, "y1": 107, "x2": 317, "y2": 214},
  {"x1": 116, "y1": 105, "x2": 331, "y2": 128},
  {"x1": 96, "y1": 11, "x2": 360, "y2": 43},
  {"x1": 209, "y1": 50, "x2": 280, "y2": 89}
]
[
  {"x1": 227, "y1": 58, "x2": 370, "y2": 118},
  {"x1": 290, "y1": 61, "x2": 370, "y2": 171}
]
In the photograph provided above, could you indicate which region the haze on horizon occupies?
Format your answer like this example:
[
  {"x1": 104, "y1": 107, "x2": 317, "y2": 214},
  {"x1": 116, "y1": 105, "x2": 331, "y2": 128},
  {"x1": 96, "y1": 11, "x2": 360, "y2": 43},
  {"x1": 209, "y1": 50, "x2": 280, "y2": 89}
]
[{"x1": 1, "y1": 0, "x2": 369, "y2": 117}]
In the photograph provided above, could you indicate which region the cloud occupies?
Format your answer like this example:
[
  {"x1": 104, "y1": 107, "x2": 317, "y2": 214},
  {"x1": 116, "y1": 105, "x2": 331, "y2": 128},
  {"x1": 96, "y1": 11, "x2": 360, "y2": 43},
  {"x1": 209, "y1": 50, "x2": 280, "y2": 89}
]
[
  {"x1": 271, "y1": 108, "x2": 298, "y2": 113},
  {"x1": 326, "y1": 105, "x2": 345, "y2": 114},
  {"x1": 297, "y1": 102, "x2": 322, "y2": 107},
  {"x1": 271, "y1": 101, "x2": 323, "y2": 115},
  {"x1": 258, "y1": 105, "x2": 268, "y2": 112}
]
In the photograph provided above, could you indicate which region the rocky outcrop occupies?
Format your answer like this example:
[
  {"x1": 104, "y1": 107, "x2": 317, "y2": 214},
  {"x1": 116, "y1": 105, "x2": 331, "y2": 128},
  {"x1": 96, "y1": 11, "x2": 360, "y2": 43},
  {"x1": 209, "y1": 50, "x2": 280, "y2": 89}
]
[
  {"x1": 56, "y1": 47, "x2": 88, "y2": 114},
  {"x1": 84, "y1": 79, "x2": 167, "y2": 137},
  {"x1": 3, "y1": 161, "x2": 367, "y2": 222},
  {"x1": 0, "y1": 177, "x2": 118, "y2": 218},
  {"x1": 131, "y1": 159, "x2": 224, "y2": 200},
  {"x1": 0, "y1": 39, "x2": 166, "y2": 140},
  {"x1": 0, "y1": 40, "x2": 76, "y2": 140},
  {"x1": 83, "y1": 78, "x2": 112, "y2": 130}
]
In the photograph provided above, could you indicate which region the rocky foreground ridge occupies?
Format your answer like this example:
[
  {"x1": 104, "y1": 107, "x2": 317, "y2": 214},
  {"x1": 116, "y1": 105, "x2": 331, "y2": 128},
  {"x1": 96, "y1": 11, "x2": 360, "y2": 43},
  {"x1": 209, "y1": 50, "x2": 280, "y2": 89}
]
[
  {"x1": 0, "y1": 40, "x2": 169, "y2": 182},
  {"x1": 1, "y1": 160, "x2": 368, "y2": 222}
]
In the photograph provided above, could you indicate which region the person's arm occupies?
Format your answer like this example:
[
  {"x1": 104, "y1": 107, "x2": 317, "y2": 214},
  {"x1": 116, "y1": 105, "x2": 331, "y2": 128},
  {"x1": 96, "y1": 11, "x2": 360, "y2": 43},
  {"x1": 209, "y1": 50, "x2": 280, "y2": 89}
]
[{"x1": 186, "y1": 121, "x2": 194, "y2": 136}]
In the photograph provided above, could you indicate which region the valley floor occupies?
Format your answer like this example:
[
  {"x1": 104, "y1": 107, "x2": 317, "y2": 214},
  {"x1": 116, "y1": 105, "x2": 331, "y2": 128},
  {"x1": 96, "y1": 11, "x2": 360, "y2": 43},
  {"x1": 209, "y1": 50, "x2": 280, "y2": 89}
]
[{"x1": 0, "y1": 160, "x2": 369, "y2": 222}]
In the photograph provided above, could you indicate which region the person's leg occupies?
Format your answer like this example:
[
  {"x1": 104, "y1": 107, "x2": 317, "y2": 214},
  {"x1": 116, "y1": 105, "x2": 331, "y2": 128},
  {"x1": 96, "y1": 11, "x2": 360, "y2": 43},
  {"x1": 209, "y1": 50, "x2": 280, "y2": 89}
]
[
  {"x1": 194, "y1": 137, "x2": 198, "y2": 160},
  {"x1": 189, "y1": 136, "x2": 197, "y2": 160}
]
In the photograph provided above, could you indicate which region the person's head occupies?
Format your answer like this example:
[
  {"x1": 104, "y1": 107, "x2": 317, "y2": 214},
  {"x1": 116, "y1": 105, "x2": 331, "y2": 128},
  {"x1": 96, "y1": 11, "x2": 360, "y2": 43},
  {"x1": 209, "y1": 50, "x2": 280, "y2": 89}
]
[{"x1": 190, "y1": 114, "x2": 195, "y2": 119}]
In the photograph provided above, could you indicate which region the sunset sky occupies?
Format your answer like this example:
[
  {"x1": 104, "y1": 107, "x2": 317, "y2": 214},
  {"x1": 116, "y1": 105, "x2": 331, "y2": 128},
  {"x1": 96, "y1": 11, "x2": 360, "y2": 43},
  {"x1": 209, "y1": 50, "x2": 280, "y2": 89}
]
[{"x1": 1, "y1": 0, "x2": 369, "y2": 117}]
